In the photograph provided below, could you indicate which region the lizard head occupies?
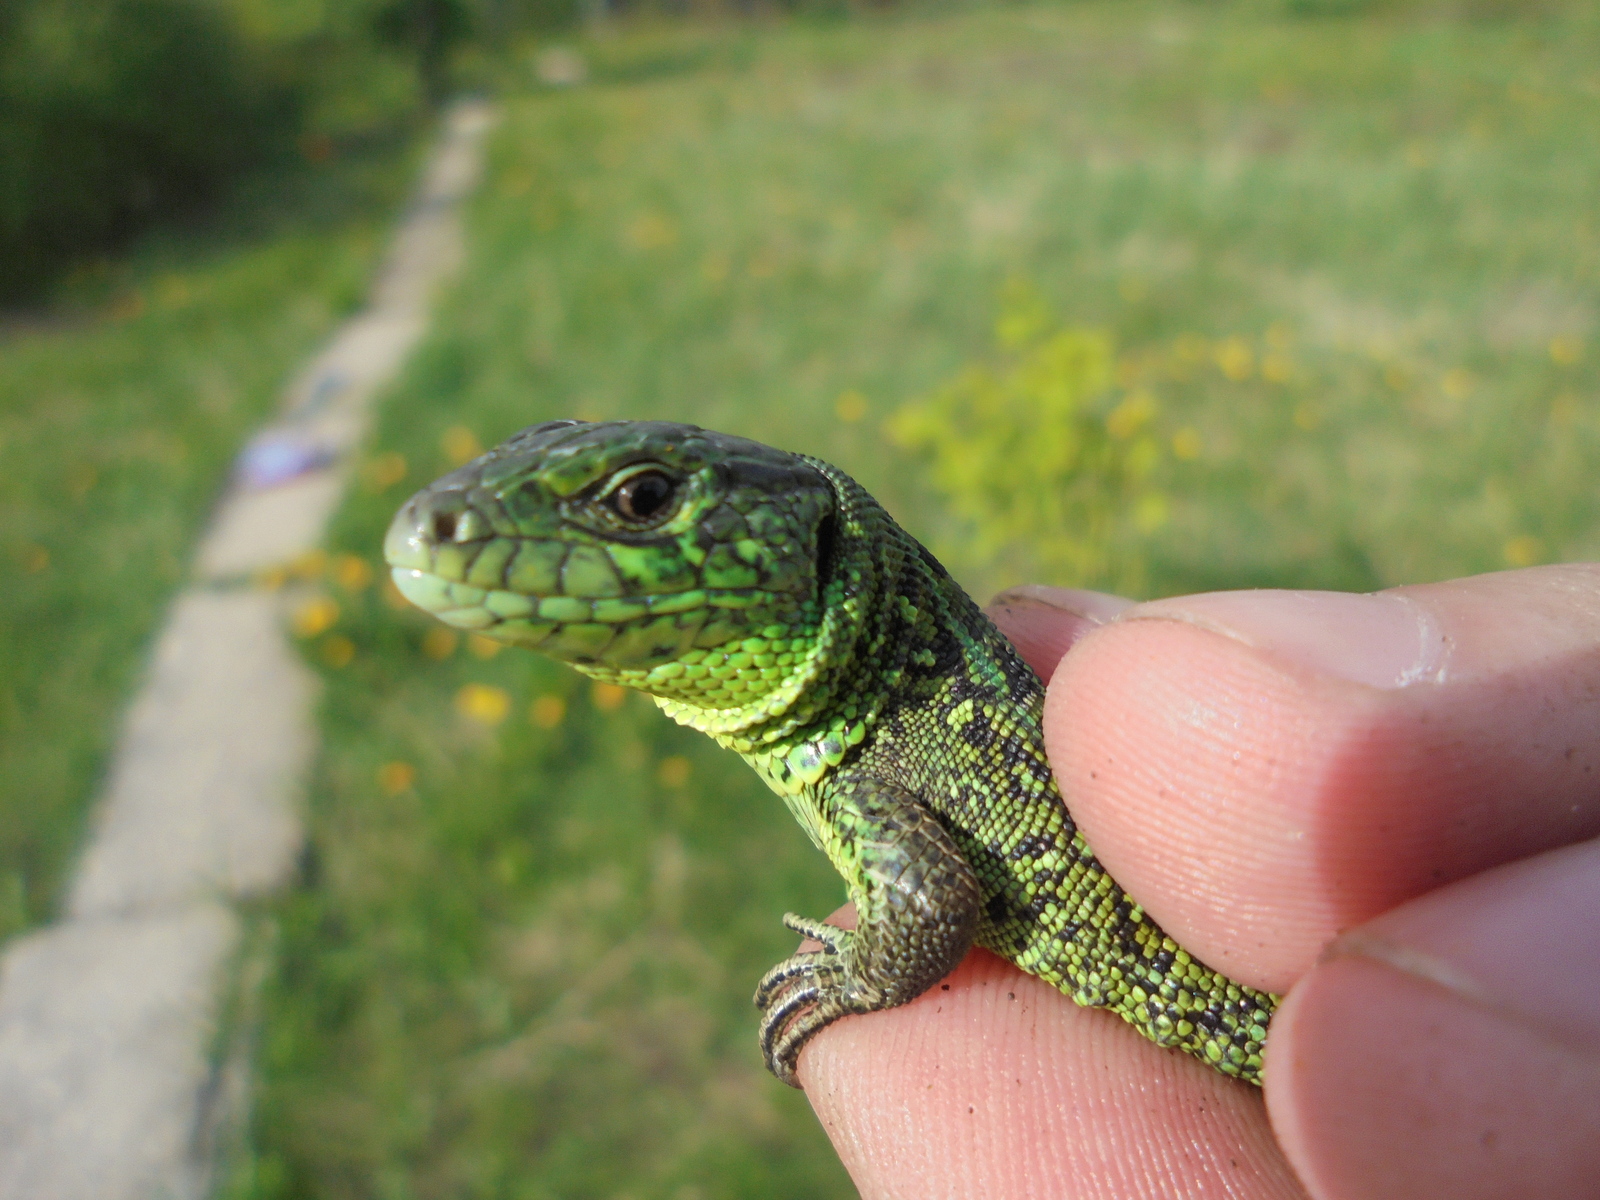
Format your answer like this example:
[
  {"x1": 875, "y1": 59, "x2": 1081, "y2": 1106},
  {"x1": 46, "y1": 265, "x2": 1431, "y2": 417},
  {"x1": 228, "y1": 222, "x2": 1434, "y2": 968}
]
[{"x1": 384, "y1": 420, "x2": 836, "y2": 706}]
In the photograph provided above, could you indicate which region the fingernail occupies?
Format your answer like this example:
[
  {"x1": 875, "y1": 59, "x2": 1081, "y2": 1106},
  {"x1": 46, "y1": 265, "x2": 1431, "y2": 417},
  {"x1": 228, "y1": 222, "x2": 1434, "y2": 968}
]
[
  {"x1": 986, "y1": 589, "x2": 1134, "y2": 685},
  {"x1": 1325, "y1": 838, "x2": 1600, "y2": 1053},
  {"x1": 987, "y1": 586, "x2": 1135, "y2": 625},
  {"x1": 1128, "y1": 589, "x2": 1451, "y2": 689}
]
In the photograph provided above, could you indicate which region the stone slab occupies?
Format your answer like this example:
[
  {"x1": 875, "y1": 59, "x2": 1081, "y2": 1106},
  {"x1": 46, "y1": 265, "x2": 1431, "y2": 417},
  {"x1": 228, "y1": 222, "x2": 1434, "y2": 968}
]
[
  {"x1": 194, "y1": 469, "x2": 347, "y2": 581},
  {"x1": 369, "y1": 103, "x2": 493, "y2": 315},
  {"x1": 0, "y1": 905, "x2": 240, "y2": 1200},
  {"x1": 285, "y1": 308, "x2": 430, "y2": 421},
  {"x1": 67, "y1": 592, "x2": 312, "y2": 920},
  {"x1": 197, "y1": 307, "x2": 428, "y2": 581}
]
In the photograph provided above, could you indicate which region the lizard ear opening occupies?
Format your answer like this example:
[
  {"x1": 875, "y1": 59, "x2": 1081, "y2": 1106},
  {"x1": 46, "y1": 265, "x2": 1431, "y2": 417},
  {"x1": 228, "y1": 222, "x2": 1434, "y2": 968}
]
[{"x1": 814, "y1": 514, "x2": 838, "y2": 584}]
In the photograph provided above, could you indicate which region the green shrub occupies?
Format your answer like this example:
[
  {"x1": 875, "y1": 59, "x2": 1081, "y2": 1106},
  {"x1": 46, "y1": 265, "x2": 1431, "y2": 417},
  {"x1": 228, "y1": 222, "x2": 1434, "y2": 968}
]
[
  {"x1": 0, "y1": 0, "x2": 587, "y2": 303},
  {"x1": 0, "y1": 0, "x2": 287, "y2": 301}
]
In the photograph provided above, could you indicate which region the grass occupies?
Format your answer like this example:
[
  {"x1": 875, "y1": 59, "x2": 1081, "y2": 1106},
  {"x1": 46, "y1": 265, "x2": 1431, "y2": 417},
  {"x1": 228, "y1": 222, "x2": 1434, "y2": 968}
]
[
  {"x1": 0, "y1": 137, "x2": 419, "y2": 939},
  {"x1": 234, "y1": 2, "x2": 1600, "y2": 1196}
]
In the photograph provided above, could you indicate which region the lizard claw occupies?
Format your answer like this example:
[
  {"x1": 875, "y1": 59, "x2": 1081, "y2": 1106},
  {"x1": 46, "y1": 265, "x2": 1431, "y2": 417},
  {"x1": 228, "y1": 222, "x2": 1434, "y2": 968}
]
[
  {"x1": 754, "y1": 953, "x2": 822, "y2": 1010},
  {"x1": 767, "y1": 1002, "x2": 842, "y2": 1087},
  {"x1": 754, "y1": 914, "x2": 859, "y2": 1086},
  {"x1": 754, "y1": 915, "x2": 852, "y2": 1008},
  {"x1": 758, "y1": 983, "x2": 821, "y2": 1059},
  {"x1": 780, "y1": 912, "x2": 849, "y2": 953}
]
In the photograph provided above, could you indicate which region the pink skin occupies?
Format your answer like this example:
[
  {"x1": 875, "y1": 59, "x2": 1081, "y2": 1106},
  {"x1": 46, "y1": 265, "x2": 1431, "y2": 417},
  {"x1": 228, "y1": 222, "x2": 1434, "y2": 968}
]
[{"x1": 793, "y1": 566, "x2": 1600, "y2": 1200}]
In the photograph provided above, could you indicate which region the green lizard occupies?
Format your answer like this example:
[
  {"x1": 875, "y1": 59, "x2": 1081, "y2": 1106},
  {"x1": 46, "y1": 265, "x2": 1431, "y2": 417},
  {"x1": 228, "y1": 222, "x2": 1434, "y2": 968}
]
[{"x1": 384, "y1": 420, "x2": 1276, "y2": 1087}]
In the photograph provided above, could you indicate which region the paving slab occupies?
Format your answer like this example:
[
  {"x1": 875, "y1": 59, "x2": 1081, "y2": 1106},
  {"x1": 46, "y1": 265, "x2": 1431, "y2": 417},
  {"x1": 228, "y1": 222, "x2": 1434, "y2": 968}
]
[
  {"x1": 66, "y1": 591, "x2": 314, "y2": 920},
  {"x1": 0, "y1": 906, "x2": 239, "y2": 1200}
]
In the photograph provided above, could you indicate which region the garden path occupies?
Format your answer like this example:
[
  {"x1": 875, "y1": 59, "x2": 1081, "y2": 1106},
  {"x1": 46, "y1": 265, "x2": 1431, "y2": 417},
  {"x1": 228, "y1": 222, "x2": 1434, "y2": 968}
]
[{"x1": 0, "y1": 100, "x2": 496, "y2": 1200}]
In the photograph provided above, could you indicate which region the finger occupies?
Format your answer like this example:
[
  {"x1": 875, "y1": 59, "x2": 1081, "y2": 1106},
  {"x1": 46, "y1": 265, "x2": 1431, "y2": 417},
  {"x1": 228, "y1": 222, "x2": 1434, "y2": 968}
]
[
  {"x1": 986, "y1": 586, "x2": 1135, "y2": 684},
  {"x1": 1042, "y1": 565, "x2": 1600, "y2": 992},
  {"x1": 1266, "y1": 837, "x2": 1600, "y2": 1200},
  {"x1": 800, "y1": 938, "x2": 1305, "y2": 1200}
]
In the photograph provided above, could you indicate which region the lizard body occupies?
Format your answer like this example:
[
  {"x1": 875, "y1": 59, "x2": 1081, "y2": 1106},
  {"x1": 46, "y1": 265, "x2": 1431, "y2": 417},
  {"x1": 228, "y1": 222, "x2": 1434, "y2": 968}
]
[{"x1": 385, "y1": 420, "x2": 1275, "y2": 1086}]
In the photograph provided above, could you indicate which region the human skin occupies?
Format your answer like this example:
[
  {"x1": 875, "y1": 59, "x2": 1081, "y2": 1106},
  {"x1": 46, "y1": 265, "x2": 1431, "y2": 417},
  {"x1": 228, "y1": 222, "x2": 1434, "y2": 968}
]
[{"x1": 793, "y1": 565, "x2": 1600, "y2": 1200}]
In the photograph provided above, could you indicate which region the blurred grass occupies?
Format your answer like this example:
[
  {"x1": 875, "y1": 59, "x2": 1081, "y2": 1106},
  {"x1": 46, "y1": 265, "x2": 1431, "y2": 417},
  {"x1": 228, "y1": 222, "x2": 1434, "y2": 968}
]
[
  {"x1": 0, "y1": 138, "x2": 418, "y2": 939},
  {"x1": 236, "y1": 1, "x2": 1600, "y2": 1196}
]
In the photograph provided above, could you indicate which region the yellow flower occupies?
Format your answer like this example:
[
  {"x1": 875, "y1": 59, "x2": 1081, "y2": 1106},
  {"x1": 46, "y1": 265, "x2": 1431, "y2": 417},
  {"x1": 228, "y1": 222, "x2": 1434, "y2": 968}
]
[
  {"x1": 1214, "y1": 337, "x2": 1254, "y2": 382},
  {"x1": 441, "y1": 426, "x2": 483, "y2": 466},
  {"x1": 656, "y1": 756, "x2": 692, "y2": 788},
  {"x1": 422, "y1": 628, "x2": 458, "y2": 660},
  {"x1": 363, "y1": 452, "x2": 408, "y2": 492},
  {"x1": 1503, "y1": 535, "x2": 1543, "y2": 568},
  {"x1": 1441, "y1": 369, "x2": 1474, "y2": 400},
  {"x1": 333, "y1": 555, "x2": 373, "y2": 591},
  {"x1": 456, "y1": 684, "x2": 511, "y2": 725},
  {"x1": 468, "y1": 634, "x2": 503, "y2": 659},
  {"x1": 1171, "y1": 428, "x2": 1203, "y2": 461},
  {"x1": 377, "y1": 761, "x2": 416, "y2": 795},
  {"x1": 291, "y1": 596, "x2": 339, "y2": 638},
  {"x1": 1549, "y1": 336, "x2": 1583, "y2": 365},
  {"x1": 835, "y1": 390, "x2": 869, "y2": 423},
  {"x1": 1106, "y1": 392, "x2": 1156, "y2": 440},
  {"x1": 320, "y1": 635, "x2": 356, "y2": 668},
  {"x1": 530, "y1": 695, "x2": 567, "y2": 729},
  {"x1": 591, "y1": 682, "x2": 628, "y2": 711}
]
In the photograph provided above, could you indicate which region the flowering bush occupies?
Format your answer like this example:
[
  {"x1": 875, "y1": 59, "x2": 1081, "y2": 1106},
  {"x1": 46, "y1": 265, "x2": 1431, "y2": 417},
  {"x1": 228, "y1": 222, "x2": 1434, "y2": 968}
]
[{"x1": 888, "y1": 284, "x2": 1167, "y2": 594}]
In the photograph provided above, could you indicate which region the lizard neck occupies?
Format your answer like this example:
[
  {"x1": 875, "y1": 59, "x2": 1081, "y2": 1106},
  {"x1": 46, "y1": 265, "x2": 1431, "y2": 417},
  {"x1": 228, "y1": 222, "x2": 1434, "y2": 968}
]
[
  {"x1": 653, "y1": 459, "x2": 887, "y2": 750},
  {"x1": 662, "y1": 460, "x2": 999, "y2": 785}
]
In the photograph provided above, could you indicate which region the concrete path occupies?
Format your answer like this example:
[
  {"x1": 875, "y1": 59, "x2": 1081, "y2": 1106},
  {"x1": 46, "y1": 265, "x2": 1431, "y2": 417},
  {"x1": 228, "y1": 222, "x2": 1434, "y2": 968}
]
[{"x1": 0, "y1": 100, "x2": 496, "y2": 1200}]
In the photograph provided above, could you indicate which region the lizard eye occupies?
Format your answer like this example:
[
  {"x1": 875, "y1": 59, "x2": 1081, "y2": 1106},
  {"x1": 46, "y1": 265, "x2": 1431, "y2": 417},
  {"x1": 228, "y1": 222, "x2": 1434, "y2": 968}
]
[{"x1": 604, "y1": 470, "x2": 678, "y2": 525}]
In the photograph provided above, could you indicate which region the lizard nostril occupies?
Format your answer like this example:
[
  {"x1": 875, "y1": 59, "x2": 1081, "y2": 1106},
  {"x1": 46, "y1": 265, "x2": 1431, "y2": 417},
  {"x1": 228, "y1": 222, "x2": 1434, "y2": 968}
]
[{"x1": 431, "y1": 511, "x2": 458, "y2": 542}]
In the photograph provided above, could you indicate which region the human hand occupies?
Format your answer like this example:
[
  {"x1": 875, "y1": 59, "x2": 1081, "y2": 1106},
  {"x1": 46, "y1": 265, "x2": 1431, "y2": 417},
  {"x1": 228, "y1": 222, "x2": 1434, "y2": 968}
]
[{"x1": 794, "y1": 567, "x2": 1600, "y2": 1199}]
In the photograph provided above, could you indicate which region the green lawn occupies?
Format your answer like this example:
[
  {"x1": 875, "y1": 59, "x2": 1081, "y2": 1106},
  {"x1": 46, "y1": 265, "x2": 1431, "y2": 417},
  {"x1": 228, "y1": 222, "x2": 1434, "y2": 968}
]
[
  {"x1": 234, "y1": 2, "x2": 1600, "y2": 1197},
  {"x1": 0, "y1": 141, "x2": 418, "y2": 941}
]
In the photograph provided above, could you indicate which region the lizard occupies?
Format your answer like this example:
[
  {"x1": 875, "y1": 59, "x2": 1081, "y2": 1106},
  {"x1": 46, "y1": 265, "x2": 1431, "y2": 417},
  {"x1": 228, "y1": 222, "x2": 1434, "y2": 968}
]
[{"x1": 384, "y1": 419, "x2": 1276, "y2": 1087}]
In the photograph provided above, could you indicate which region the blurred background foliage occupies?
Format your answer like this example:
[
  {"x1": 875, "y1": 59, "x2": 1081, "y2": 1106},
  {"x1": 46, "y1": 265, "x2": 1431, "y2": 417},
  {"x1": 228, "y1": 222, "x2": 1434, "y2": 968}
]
[
  {"x1": 0, "y1": 0, "x2": 567, "y2": 302},
  {"x1": 0, "y1": 0, "x2": 282, "y2": 299},
  {"x1": 2, "y1": 0, "x2": 1598, "y2": 1195},
  {"x1": 0, "y1": 0, "x2": 1571, "y2": 302}
]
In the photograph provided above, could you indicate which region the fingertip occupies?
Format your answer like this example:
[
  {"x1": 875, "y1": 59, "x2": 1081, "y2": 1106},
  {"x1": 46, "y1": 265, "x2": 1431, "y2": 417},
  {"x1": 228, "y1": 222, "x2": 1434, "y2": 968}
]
[
  {"x1": 1266, "y1": 956, "x2": 1600, "y2": 1200},
  {"x1": 1045, "y1": 579, "x2": 1600, "y2": 992},
  {"x1": 800, "y1": 951, "x2": 1300, "y2": 1200},
  {"x1": 1266, "y1": 839, "x2": 1600, "y2": 1197}
]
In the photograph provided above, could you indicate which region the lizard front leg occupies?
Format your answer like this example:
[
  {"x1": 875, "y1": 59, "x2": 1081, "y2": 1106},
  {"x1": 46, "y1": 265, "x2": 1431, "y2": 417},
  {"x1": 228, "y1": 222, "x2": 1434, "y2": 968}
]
[{"x1": 754, "y1": 774, "x2": 982, "y2": 1087}]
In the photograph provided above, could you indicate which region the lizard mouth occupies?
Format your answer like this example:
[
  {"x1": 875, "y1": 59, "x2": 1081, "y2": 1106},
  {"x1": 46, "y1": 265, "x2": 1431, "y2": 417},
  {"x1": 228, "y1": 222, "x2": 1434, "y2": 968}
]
[
  {"x1": 389, "y1": 563, "x2": 760, "y2": 667},
  {"x1": 389, "y1": 565, "x2": 758, "y2": 633}
]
